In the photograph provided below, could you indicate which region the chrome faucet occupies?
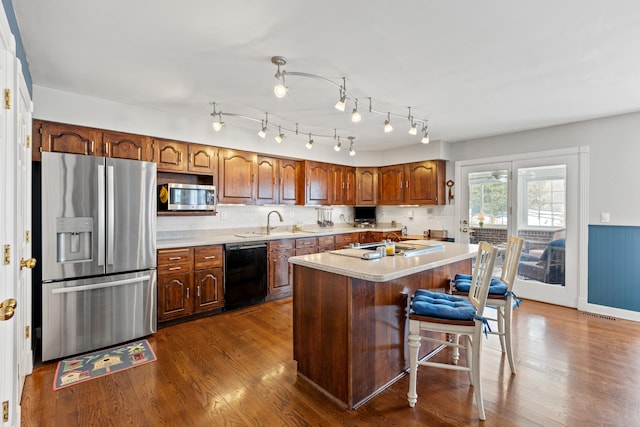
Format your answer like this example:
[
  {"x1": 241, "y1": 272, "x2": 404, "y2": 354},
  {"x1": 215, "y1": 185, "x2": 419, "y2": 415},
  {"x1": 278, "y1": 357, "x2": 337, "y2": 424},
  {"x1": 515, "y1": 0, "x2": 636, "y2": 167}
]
[{"x1": 266, "y1": 210, "x2": 284, "y2": 235}]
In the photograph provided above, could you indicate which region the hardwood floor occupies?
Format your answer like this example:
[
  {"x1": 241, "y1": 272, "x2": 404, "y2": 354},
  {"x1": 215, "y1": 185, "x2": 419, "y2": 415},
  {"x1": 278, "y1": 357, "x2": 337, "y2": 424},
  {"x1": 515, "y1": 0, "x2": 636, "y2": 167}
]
[{"x1": 21, "y1": 297, "x2": 640, "y2": 426}]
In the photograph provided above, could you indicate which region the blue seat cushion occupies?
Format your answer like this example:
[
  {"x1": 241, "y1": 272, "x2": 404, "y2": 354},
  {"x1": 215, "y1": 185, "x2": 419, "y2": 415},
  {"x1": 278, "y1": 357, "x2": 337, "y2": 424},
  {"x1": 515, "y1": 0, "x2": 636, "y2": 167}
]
[
  {"x1": 412, "y1": 289, "x2": 476, "y2": 320},
  {"x1": 454, "y1": 277, "x2": 508, "y2": 295}
]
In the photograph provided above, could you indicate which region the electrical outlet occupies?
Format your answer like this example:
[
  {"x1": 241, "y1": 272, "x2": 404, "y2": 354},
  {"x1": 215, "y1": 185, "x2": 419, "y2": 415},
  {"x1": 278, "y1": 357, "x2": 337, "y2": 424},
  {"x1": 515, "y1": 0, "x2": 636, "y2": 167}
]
[
  {"x1": 289, "y1": 211, "x2": 295, "y2": 218},
  {"x1": 600, "y1": 212, "x2": 610, "y2": 223},
  {"x1": 220, "y1": 211, "x2": 228, "y2": 221}
]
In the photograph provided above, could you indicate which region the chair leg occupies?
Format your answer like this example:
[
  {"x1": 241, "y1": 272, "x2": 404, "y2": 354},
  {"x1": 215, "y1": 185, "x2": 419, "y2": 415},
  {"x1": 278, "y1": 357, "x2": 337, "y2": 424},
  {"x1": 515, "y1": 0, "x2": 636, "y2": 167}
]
[
  {"x1": 505, "y1": 304, "x2": 516, "y2": 374},
  {"x1": 407, "y1": 325, "x2": 421, "y2": 408},
  {"x1": 452, "y1": 333, "x2": 460, "y2": 364},
  {"x1": 464, "y1": 334, "x2": 473, "y2": 385},
  {"x1": 471, "y1": 328, "x2": 486, "y2": 421},
  {"x1": 497, "y1": 306, "x2": 506, "y2": 352}
]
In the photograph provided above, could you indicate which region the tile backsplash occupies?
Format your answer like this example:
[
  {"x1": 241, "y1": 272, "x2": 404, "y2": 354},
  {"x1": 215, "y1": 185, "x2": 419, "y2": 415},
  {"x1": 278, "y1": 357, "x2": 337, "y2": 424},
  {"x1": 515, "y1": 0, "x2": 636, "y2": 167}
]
[{"x1": 158, "y1": 204, "x2": 456, "y2": 237}]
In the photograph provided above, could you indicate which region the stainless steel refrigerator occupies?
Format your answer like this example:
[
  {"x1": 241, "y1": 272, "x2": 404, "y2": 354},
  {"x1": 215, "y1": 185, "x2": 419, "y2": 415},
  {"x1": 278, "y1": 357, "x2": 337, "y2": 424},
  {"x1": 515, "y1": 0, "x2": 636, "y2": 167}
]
[{"x1": 41, "y1": 152, "x2": 157, "y2": 361}]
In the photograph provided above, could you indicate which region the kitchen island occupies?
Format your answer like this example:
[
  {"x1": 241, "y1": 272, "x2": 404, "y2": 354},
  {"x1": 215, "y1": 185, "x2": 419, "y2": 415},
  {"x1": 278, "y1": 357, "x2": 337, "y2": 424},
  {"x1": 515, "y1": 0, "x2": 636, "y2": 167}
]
[{"x1": 289, "y1": 241, "x2": 476, "y2": 409}]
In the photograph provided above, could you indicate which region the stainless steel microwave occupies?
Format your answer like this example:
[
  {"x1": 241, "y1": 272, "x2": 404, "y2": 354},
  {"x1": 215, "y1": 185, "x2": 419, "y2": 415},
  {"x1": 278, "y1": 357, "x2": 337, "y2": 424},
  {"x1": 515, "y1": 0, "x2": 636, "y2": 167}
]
[{"x1": 158, "y1": 183, "x2": 216, "y2": 211}]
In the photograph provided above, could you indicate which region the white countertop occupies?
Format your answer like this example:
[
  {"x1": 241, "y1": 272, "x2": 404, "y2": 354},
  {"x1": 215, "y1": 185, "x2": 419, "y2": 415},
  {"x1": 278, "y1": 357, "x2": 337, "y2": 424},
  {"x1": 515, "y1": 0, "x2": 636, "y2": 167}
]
[
  {"x1": 288, "y1": 241, "x2": 477, "y2": 282},
  {"x1": 156, "y1": 224, "x2": 403, "y2": 250}
]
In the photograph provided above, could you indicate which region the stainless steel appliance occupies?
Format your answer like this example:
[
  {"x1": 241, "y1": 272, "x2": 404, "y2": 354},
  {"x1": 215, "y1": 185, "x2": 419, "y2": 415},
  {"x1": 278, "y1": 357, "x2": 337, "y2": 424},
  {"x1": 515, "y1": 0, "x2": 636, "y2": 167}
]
[
  {"x1": 158, "y1": 183, "x2": 216, "y2": 212},
  {"x1": 41, "y1": 152, "x2": 157, "y2": 361},
  {"x1": 224, "y1": 242, "x2": 267, "y2": 310}
]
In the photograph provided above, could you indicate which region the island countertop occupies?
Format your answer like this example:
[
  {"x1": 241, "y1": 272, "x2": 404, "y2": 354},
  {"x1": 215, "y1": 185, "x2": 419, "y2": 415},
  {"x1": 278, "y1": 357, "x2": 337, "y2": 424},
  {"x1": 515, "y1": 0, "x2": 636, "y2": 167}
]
[{"x1": 288, "y1": 240, "x2": 477, "y2": 282}]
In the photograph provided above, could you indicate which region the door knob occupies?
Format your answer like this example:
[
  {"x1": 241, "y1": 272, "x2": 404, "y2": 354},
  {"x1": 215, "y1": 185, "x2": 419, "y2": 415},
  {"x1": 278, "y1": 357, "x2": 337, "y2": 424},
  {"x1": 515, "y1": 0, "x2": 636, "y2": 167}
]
[
  {"x1": 20, "y1": 257, "x2": 37, "y2": 270},
  {"x1": 0, "y1": 299, "x2": 17, "y2": 321}
]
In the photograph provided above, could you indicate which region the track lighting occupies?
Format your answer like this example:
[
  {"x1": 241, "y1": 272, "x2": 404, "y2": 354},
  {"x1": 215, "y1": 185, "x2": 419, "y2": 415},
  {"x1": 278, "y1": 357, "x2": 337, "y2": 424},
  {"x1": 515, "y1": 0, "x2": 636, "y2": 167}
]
[
  {"x1": 275, "y1": 126, "x2": 285, "y2": 143},
  {"x1": 272, "y1": 56, "x2": 288, "y2": 98},
  {"x1": 421, "y1": 123, "x2": 430, "y2": 144},
  {"x1": 408, "y1": 110, "x2": 417, "y2": 135},
  {"x1": 306, "y1": 133, "x2": 314, "y2": 149},
  {"x1": 348, "y1": 136, "x2": 356, "y2": 156},
  {"x1": 211, "y1": 103, "x2": 224, "y2": 131},
  {"x1": 335, "y1": 78, "x2": 347, "y2": 111},
  {"x1": 334, "y1": 137, "x2": 341, "y2": 152},
  {"x1": 258, "y1": 114, "x2": 268, "y2": 138},
  {"x1": 384, "y1": 112, "x2": 393, "y2": 133},
  {"x1": 351, "y1": 99, "x2": 362, "y2": 123}
]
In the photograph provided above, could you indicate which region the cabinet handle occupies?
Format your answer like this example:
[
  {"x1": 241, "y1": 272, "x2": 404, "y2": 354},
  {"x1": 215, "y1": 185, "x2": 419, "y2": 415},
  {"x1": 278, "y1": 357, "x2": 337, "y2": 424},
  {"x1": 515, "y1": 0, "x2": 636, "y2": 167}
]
[
  {"x1": 168, "y1": 267, "x2": 181, "y2": 271},
  {"x1": 204, "y1": 255, "x2": 216, "y2": 259},
  {"x1": 90, "y1": 140, "x2": 95, "y2": 153},
  {"x1": 189, "y1": 153, "x2": 193, "y2": 163},
  {"x1": 197, "y1": 286, "x2": 201, "y2": 297},
  {"x1": 186, "y1": 288, "x2": 190, "y2": 298},
  {"x1": 400, "y1": 181, "x2": 403, "y2": 189},
  {"x1": 406, "y1": 180, "x2": 409, "y2": 188},
  {"x1": 178, "y1": 152, "x2": 182, "y2": 162},
  {"x1": 168, "y1": 257, "x2": 182, "y2": 261},
  {"x1": 106, "y1": 142, "x2": 110, "y2": 157}
]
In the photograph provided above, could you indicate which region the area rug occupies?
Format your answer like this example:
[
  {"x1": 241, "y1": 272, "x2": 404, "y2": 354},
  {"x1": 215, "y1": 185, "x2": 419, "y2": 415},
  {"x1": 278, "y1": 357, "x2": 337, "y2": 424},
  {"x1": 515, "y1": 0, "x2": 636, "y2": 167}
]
[{"x1": 53, "y1": 339, "x2": 156, "y2": 390}]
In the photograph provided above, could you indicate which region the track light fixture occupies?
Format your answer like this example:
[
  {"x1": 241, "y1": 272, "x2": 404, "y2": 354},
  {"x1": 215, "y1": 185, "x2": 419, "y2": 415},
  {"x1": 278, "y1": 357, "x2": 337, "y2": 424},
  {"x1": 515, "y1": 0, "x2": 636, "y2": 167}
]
[
  {"x1": 351, "y1": 98, "x2": 362, "y2": 123},
  {"x1": 275, "y1": 126, "x2": 285, "y2": 143},
  {"x1": 407, "y1": 108, "x2": 417, "y2": 135},
  {"x1": 211, "y1": 103, "x2": 225, "y2": 131},
  {"x1": 421, "y1": 123, "x2": 430, "y2": 144},
  {"x1": 335, "y1": 78, "x2": 347, "y2": 112},
  {"x1": 258, "y1": 113, "x2": 268, "y2": 138},
  {"x1": 348, "y1": 136, "x2": 356, "y2": 156},
  {"x1": 306, "y1": 133, "x2": 314, "y2": 149},
  {"x1": 384, "y1": 112, "x2": 393, "y2": 133},
  {"x1": 334, "y1": 131, "x2": 341, "y2": 151},
  {"x1": 272, "y1": 56, "x2": 288, "y2": 98}
]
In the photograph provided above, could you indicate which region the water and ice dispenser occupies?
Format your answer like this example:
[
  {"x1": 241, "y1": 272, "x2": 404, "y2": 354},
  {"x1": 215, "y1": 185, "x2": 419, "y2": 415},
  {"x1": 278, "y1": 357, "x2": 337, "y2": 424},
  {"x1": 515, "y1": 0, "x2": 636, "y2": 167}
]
[{"x1": 56, "y1": 217, "x2": 93, "y2": 263}]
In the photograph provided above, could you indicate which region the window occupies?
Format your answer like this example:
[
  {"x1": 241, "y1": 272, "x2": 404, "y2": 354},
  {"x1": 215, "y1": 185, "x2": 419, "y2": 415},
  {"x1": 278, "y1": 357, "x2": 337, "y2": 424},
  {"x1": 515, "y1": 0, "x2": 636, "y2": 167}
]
[
  {"x1": 468, "y1": 170, "x2": 508, "y2": 227},
  {"x1": 519, "y1": 165, "x2": 566, "y2": 227}
]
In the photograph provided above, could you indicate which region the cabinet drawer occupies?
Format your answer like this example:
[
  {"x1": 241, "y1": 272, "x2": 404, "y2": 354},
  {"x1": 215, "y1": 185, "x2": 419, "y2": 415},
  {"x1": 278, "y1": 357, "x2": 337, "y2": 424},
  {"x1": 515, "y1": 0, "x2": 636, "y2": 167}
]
[
  {"x1": 296, "y1": 248, "x2": 317, "y2": 256},
  {"x1": 158, "y1": 262, "x2": 192, "y2": 275},
  {"x1": 158, "y1": 248, "x2": 193, "y2": 267},
  {"x1": 335, "y1": 233, "x2": 359, "y2": 247},
  {"x1": 295, "y1": 237, "x2": 317, "y2": 248},
  {"x1": 268, "y1": 239, "x2": 295, "y2": 252},
  {"x1": 318, "y1": 236, "x2": 335, "y2": 246},
  {"x1": 194, "y1": 245, "x2": 223, "y2": 269}
]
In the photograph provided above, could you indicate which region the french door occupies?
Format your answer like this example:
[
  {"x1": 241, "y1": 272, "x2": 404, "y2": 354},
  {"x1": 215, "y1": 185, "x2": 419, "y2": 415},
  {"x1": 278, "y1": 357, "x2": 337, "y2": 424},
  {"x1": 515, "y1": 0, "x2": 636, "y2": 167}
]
[{"x1": 457, "y1": 150, "x2": 581, "y2": 308}]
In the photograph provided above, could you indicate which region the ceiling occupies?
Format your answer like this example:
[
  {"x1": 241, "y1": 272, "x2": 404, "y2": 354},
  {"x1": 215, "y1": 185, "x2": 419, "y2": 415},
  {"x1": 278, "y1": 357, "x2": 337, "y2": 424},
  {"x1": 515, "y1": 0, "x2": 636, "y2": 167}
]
[{"x1": 12, "y1": 1, "x2": 640, "y2": 152}]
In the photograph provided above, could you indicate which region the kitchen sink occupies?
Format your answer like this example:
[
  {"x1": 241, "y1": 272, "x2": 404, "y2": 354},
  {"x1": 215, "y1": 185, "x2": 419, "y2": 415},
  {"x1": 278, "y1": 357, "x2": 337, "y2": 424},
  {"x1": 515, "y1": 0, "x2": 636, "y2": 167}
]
[{"x1": 234, "y1": 231, "x2": 293, "y2": 238}]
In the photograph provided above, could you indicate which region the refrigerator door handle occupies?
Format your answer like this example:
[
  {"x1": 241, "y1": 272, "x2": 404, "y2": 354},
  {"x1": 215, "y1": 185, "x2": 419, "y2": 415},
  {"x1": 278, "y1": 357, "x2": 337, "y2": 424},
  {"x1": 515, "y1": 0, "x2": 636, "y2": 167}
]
[
  {"x1": 50, "y1": 275, "x2": 152, "y2": 294},
  {"x1": 107, "y1": 165, "x2": 115, "y2": 265},
  {"x1": 97, "y1": 164, "x2": 106, "y2": 266}
]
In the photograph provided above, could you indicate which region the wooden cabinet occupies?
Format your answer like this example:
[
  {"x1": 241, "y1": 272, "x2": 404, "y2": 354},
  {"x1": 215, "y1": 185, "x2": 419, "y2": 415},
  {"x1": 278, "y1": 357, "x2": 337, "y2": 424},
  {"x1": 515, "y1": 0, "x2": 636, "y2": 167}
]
[
  {"x1": 359, "y1": 231, "x2": 384, "y2": 244},
  {"x1": 193, "y1": 245, "x2": 224, "y2": 313},
  {"x1": 330, "y1": 165, "x2": 356, "y2": 205},
  {"x1": 157, "y1": 245, "x2": 224, "y2": 323},
  {"x1": 317, "y1": 235, "x2": 335, "y2": 252},
  {"x1": 356, "y1": 167, "x2": 378, "y2": 206},
  {"x1": 154, "y1": 139, "x2": 217, "y2": 176},
  {"x1": 154, "y1": 139, "x2": 189, "y2": 172},
  {"x1": 295, "y1": 237, "x2": 318, "y2": 256},
  {"x1": 35, "y1": 120, "x2": 102, "y2": 158},
  {"x1": 378, "y1": 160, "x2": 446, "y2": 205},
  {"x1": 218, "y1": 148, "x2": 257, "y2": 204},
  {"x1": 335, "y1": 233, "x2": 360, "y2": 248},
  {"x1": 157, "y1": 248, "x2": 194, "y2": 321},
  {"x1": 256, "y1": 156, "x2": 299, "y2": 205},
  {"x1": 267, "y1": 239, "x2": 295, "y2": 297},
  {"x1": 298, "y1": 160, "x2": 332, "y2": 205},
  {"x1": 103, "y1": 130, "x2": 153, "y2": 161}
]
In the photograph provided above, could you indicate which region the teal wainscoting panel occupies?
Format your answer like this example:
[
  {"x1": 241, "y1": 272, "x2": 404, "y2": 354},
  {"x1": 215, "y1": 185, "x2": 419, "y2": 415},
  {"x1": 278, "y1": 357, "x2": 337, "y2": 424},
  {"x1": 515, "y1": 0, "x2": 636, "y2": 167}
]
[{"x1": 588, "y1": 225, "x2": 640, "y2": 311}]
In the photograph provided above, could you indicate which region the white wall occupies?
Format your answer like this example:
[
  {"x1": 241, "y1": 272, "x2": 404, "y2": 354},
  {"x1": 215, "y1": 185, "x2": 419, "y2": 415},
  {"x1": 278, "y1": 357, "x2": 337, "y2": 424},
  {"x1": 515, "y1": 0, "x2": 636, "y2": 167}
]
[{"x1": 448, "y1": 111, "x2": 640, "y2": 226}]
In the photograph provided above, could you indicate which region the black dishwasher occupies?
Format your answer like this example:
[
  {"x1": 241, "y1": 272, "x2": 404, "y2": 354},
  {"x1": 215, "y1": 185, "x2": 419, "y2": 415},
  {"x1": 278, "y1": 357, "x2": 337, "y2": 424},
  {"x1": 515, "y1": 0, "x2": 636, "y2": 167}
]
[{"x1": 224, "y1": 242, "x2": 268, "y2": 310}]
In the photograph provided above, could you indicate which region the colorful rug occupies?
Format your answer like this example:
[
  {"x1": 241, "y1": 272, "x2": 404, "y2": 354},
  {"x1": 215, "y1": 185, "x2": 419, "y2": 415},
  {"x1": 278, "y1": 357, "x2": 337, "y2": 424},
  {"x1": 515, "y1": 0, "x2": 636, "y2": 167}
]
[{"x1": 53, "y1": 339, "x2": 156, "y2": 390}]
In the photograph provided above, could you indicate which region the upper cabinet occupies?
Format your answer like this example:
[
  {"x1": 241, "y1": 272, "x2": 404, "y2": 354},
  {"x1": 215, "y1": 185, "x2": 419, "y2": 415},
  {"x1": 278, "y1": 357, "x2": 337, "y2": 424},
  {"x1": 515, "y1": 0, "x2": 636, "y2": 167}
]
[
  {"x1": 298, "y1": 160, "x2": 332, "y2": 205},
  {"x1": 103, "y1": 130, "x2": 153, "y2": 161},
  {"x1": 379, "y1": 160, "x2": 446, "y2": 205},
  {"x1": 218, "y1": 148, "x2": 257, "y2": 204},
  {"x1": 356, "y1": 167, "x2": 378, "y2": 206},
  {"x1": 256, "y1": 156, "x2": 299, "y2": 205},
  {"x1": 34, "y1": 120, "x2": 102, "y2": 159},
  {"x1": 154, "y1": 139, "x2": 217, "y2": 176},
  {"x1": 330, "y1": 165, "x2": 356, "y2": 205}
]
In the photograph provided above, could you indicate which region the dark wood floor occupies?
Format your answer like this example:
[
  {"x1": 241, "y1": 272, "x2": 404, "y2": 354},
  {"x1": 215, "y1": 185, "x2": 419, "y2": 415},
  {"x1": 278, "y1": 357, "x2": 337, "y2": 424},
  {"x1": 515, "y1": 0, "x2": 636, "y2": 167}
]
[{"x1": 21, "y1": 297, "x2": 640, "y2": 426}]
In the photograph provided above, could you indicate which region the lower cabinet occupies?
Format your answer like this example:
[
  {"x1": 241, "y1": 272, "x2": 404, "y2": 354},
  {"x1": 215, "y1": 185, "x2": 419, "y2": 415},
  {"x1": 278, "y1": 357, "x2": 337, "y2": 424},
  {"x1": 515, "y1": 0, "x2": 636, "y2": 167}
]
[
  {"x1": 157, "y1": 245, "x2": 224, "y2": 323},
  {"x1": 268, "y1": 239, "x2": 295, "y2": 297}
]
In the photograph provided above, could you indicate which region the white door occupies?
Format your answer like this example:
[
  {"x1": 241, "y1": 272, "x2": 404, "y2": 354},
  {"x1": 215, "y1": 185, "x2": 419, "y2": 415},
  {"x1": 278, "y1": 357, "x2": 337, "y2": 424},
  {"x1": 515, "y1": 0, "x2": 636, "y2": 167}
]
[
  {"x1": 456, "y1": 148, "x2": 584, "y2": 308},
  {"x1": 15, "y1": 64, "x2": 34, "y2": 398},
  {"x1": 0, "y1": 8, "x2": 20, "y2": 424}
]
